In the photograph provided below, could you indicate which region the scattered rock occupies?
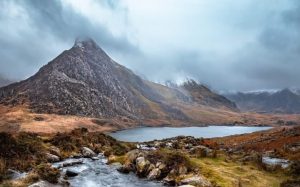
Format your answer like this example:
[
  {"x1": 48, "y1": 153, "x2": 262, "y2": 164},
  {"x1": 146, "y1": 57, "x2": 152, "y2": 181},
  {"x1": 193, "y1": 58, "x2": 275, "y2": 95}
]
[
  {"x1": 136, "y1": 157, "x2": 150, "y2": 175},
  {"x1": 147, "y1": 168, "x2": 161, "y2": 180},
  {"x1": 49, "y1": 146, "x2": 61, "y2": 157},
  {"x1": 180, "y1": 175, "x2": 212, "y2": 187},
  {"x1": 46, "y1": 153, "x2": 60, "y2": 163},
  {"x1": 71, "y1": 153, "x2": 83, "y2": 158},
  {"x1": 125, "y1": 149, "x2": 140, "y2": 163},
  {"x1": 66, "y1": 169, "x2": 79, "y2": 177},
  {"x1": 91, "y1": 156, "x2": 99, "y2": 160},
  {"x1": 28, "y1": 180, "x2": 62, "y2": 187},
  {"x1": 81, "y1": 147, "x2": 96, "y2": 158},
  {"x1": 53, "y1": 159, "x2": 83, "y2": 169},
  {"x1": 163, "y1": 175, "x2": 176, "y2": 186},
  {"x1": 178, "y1": 165, "x2": 188, "y2": 175},
  {"x1": 189, "y1": 145, "x2": 212, "y2": 157}
]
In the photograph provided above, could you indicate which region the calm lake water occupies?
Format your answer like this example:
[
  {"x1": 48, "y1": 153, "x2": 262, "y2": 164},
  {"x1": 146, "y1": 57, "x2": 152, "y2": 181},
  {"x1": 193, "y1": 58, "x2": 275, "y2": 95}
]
[{"x1": 110, "y1": 126, "x2": 272, "y2": 142}]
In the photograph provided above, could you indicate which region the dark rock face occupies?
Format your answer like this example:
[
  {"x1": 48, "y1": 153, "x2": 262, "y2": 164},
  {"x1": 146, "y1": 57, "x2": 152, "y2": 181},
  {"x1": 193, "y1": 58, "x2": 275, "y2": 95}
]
[
  {"x1": 0, "y1": 38, "x2": 237, "y2": 121},
  {"x1": 182, "y1": 80, "x2": 238, "y2": 111},
  {"x1": 0, "y1": 39, "x2": 162, "y2": 119},
  {"x1": 226, "y1": 89, "x2": 300, "y2": 114}
]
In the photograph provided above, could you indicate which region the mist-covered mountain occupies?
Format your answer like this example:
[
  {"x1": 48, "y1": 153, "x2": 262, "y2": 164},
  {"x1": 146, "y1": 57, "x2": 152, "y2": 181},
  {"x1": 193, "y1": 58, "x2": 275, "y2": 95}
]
[
  {"x1": 0, "y1": 38, "x2": 238, "y2": 124},
  {"x1": 226, "y1": 89, "x2": 300, "y2": 114},
  {"x1": 0, "y1": 76, "x2": 12, "y2": 88}
]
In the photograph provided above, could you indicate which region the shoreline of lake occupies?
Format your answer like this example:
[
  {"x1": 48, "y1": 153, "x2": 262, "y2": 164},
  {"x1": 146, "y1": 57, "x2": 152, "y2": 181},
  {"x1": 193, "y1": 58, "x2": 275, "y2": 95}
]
[{"x1": 109, "y1": 125, "x2": 273, "y2": 142}]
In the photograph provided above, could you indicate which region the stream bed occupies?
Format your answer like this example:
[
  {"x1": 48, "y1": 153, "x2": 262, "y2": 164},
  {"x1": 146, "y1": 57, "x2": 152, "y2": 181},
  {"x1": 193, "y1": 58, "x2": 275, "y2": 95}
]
[{"x1": 52, "y1": 154, "x2": 163, "y2": 187}]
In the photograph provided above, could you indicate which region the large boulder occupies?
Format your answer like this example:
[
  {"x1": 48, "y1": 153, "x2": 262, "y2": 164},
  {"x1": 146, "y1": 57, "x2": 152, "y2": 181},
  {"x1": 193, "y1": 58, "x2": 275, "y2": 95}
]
[
  {"x1": 46, "y1": 153, "x2": 60, "y2": 163},
  {"x1": 118, "y1": 150, "x2": 141, "y2": 174},
  {"x1": 147, "y1": 168, "x2": 161, "y2": 180},
  {"x1": 189, "y1": 145, "x2": 213, "y2": 157},
  {"x1": 125, "y1": 149, "x2": 140, "y2": 163},
  {"x1": 81, "y1": 147, "x2": 96, "y2": 158},
  {"x1": 136, "y1": 157, "x2": 150, "y2": 176}
]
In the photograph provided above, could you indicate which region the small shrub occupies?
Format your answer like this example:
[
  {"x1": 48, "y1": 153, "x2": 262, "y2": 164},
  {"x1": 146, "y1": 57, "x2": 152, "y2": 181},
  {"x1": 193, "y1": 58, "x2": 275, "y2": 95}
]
[{"x1": 35, "y1": 164, "x2": 60, "y2": 183}]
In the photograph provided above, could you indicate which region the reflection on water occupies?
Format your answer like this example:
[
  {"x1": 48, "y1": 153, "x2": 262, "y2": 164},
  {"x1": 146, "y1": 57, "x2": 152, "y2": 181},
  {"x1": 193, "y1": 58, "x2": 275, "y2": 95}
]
[{"x1": 110, "y1": 126, "x2": 272, "y2": 142}]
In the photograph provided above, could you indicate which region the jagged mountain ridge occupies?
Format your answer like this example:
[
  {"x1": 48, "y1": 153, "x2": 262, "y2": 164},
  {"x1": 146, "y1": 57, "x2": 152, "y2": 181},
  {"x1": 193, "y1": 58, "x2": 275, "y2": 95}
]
[
  {"x1": 226, "y1": 88, "x2": 300, "y2": 114},
  {"x1": 0, "y1": 38, "x2": 237, "y2": 123}
]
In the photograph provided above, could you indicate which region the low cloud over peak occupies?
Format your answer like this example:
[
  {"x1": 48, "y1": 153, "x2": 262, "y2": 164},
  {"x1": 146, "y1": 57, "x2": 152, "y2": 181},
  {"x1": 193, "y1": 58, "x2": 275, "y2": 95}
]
[{"x1": 0, "y1": 0, "x2": 299, "y2": 91}]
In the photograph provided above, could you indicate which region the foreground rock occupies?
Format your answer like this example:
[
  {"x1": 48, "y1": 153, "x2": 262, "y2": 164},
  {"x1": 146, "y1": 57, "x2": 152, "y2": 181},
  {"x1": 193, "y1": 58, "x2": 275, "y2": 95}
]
[
  {"x1": 81, "y1": 147, "x2": 96, "y2": 158},
  {"x1": 28, "y1": 180, "x2": 62, "y2": 187},
  {"x1": 66, "y1": 169, "x2": 79, "y2": 177},
  {"x1": 180, "y1": 176, "x2": 212, "y2": 187},
  {"x1": 46, "y1": 153, "x2": 60, "y2": 163}
]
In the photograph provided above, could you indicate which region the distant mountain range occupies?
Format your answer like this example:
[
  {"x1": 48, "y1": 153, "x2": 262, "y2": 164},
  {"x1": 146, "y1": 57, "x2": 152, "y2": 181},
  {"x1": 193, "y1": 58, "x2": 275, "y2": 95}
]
[
  {"x1": 225, "y1": 89, "x2": 300, "y2": 114},
  {"x1": 0, "y1": 38, "x2": 237, "y2": 124}
]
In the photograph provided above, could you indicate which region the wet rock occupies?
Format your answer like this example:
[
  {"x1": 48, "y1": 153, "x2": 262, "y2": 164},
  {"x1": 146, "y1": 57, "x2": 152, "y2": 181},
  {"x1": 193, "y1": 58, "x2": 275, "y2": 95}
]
[
  {"x1": 46, "y1": 153, "x2": 60, "y2": 163},
  {"x1": 156, "y1": 162, "x2": 166, "y2": 171},
  {"x1": 81, "y1": 147, "x2": 96, "y2": 158},
  {"x1": 180, "y1": 175, "x2": 212, "y2": 187},
  {"x1": 66, "y1": 169, "x2": 79, "y2": 177},
  {"x1": 163, "y1": 175, "x2": 176, "y2": 186},
  {"x1": 7, "y1": 169, "x2": 27, "y2": 180},
  {"x1": 147, "y1": 168, "x2": 161, "y2": 180},
  {"x1": 54, "y1": 159, "x2": 83, "y2": 168},
  {"x1": 136, "y1": 157, "x2": 150, "y2": 175},
  {"x1": 71, "y1": 153, "x2": 83, "y2": 158},
  {"x1": 117, "y1": 164, "x2": 133, "y2": 174},
  {"x1": 28, "y1": 180, "x2": 62, "y2": 187},
  {"x1": 91, "y1": 156, "x2": 99, "y2": 160}
]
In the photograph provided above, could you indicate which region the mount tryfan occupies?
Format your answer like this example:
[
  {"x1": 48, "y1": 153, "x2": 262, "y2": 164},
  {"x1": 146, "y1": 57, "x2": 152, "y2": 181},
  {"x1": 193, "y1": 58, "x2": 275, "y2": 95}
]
[{"x1": 0, "y1": 38, "x2": 237, "y2": 124}]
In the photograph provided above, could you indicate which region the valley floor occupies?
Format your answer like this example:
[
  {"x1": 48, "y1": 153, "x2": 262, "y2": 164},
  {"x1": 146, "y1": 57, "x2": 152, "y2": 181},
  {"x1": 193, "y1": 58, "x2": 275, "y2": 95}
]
[
  {"x1": 1, "y1": 104, "x2": 300, "y2": 134},
  {"x1": 0, "y1": 125, "x2": 299, "y2": 187}
]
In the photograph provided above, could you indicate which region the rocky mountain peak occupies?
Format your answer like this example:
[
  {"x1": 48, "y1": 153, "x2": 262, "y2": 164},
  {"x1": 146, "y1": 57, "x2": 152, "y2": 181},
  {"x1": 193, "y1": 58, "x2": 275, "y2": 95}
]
[{"x1": 74, "y1": 37, "x2": 96, "y2": 47}]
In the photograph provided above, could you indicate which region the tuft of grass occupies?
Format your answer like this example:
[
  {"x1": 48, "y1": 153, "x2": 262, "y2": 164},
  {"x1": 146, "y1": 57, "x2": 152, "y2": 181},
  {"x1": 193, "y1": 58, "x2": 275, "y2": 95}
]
[
  {"x1": 35, "y1": 164, "x2": 60, "y2": 184},
  {"x1": 190, "y1": 156, "x2": 289, "y2": 187}
]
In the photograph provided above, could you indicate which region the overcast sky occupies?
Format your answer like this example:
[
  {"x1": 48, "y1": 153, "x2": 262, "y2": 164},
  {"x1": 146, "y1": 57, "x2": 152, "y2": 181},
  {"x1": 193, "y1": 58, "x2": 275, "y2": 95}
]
[{"x1": 0, "y1": 0, "x2": 299, "y2": 91}]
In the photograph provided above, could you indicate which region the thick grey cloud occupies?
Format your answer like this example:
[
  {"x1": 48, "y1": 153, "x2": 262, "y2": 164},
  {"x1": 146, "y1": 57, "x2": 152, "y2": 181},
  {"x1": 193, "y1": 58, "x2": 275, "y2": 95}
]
[
  {"x1": 0, "y1": 0, "x2": 139, "y2": 79},
  {"x1": 0, "y1": 0, "x2": 299, "y2": 91}
]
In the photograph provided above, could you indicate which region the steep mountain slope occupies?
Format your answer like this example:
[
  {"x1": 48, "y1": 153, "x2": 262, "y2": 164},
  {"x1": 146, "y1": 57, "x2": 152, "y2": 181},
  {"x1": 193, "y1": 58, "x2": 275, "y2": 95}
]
[
  {"x1": 182, "y1": 80, "x2": 237, "y2": 111},
  {"x1": 0, "y1": 38, "x2": 238, "y2": 124},
  {"x1": 226, "y1": 89, "x2": 300, "y2": 114}
]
